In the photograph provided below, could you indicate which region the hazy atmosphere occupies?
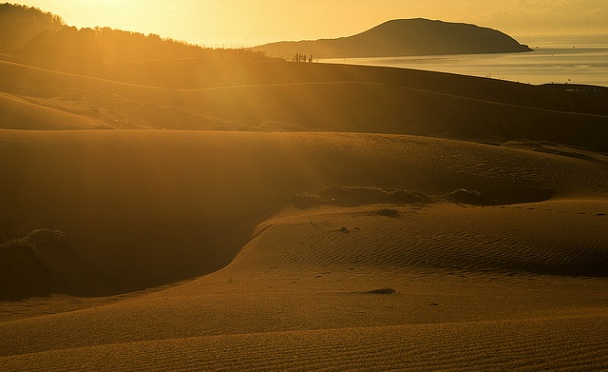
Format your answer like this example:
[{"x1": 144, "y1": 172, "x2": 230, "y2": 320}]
[
  {"x1": 14, "y1": 0, "x2": 608, "y2": 46},
  {"x1": 2, "y1": 2, "x2": 608, "y2": 371}
]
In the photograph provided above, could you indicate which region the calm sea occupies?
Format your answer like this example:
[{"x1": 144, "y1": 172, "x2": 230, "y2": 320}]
[{"x1": 319, "y1": 34, "x2": 608, "y2": 87}]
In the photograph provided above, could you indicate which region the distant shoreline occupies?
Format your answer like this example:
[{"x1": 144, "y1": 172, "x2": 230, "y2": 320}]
[{"x1": 319, "y1": 34, "x2": 608, "y2": 87}]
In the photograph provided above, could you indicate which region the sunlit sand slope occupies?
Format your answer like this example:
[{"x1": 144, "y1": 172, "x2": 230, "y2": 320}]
[
  {"x1": 0, "y1": 92, "x2": 107, "y2": 130},
  {"x1": 2, "y1": 258, "x2": 608, "y2": 371},
  {"x1": 2, "y1": 316, "x2": 608, "y2": 371},
  {"x1": 227, "y1": 200, "x2": 608, "y2": 277}
]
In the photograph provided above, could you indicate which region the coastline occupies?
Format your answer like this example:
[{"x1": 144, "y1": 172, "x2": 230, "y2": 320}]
[{"x1": 319, "y1": 34, "x2": 608, "y2": 87}]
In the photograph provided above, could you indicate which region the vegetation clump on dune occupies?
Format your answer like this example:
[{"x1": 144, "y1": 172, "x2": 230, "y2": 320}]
[
  {"x1": 291, "y1": 185, "x2": 555, "y2": 209},
  {"x1": 291, "y1": 186, "x2": 432, "y2": 208},
  {"x1": 358, "y1": 288, "x2": 398, "y2": 295},
  {"x1": 443, "y1": 188, "x2": 497, "y2": 206}
]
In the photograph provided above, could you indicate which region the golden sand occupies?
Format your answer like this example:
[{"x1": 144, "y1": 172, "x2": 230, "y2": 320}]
[{"x1": 1, "y1": 56, "x2": 608, "y2": 370}]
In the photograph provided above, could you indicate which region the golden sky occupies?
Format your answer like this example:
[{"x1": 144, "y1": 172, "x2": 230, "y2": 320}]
[{"x1": 14, "y1": 0, "x2": 608, "y2": 47}]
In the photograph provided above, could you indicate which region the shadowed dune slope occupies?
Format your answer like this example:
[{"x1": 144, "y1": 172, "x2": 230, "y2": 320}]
[
  {"x1": 0, "y1": 229, "x2": 105, "y2": 300},
  {"x1": 1, "y1": 60, "x2": 607, "y2": 149},
  {"x1": 3, "y1": 58, "x2": 606, "y2": 117},
  {"x1": 1, "y1": 130, "x2": 608, "y2": 299}
]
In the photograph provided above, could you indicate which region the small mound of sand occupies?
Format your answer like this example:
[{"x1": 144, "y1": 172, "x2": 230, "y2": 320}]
[
  {"x1": 293, "y1": 185, "x2": 555, "y2": 209},
  {"x1": 501, "y1": 139, "x2": 601, "y2": 163},
  {"x1": 0, "y1": 229, "x2": 101, "y2": 300},
  {"x1": 359, "y1": 288, "x2": 398, "y2": 295},
  {"x1": 374, "y1": 209, "x2": 402, "y2": 218},
  {"x1": 443, "y1": 189, "x2": 497, "y2": 205},
  {"x1": 442, "y1": 187, "x2": 554, "y2": 206},
  {"x1": 291, "y1": 186, "x2": 431, "y2": 208}
]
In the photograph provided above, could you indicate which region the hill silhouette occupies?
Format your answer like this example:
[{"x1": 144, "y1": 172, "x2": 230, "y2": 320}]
[
  {"x1": 252, "y1": 18, "x2": 532, "y2": 60},
  {"x1": 0, "y1": 3, "x2": 63, "y2": 51},
  {"x1": 0, "y1": 4, "x2": 275, "y2": 84}
]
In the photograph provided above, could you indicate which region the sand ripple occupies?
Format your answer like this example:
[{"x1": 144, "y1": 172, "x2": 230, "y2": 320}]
[
  {"x1": 2, "y1": 315, "x2": 608, "y2": 371},
  {"x1": 231, "y1": 201, "x2": 608, "y2": 278}
]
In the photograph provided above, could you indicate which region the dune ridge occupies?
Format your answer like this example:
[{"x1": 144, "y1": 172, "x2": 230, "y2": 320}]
[{"x1": 2, "y1": 59, "x2": 607, "y2": 150}]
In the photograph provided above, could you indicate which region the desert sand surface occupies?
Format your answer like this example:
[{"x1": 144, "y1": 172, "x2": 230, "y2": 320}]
[{"x1": 2, "y1": 52, "x2": 608, "y2": 370}]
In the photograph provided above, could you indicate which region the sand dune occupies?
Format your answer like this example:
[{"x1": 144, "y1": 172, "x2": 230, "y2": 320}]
[
  {"x1": 1, "y1": 130, "x2": 607, "y2": 298},
  {"x1": 0, "y1": 92, "x2": 107, "y2": 130},
  {"x1": 4, "y1": 58, "x2": 607, "y2": 116},
  {"x1": 2, "y1": 59, "x2": 607, "y2": 148},
  {"x1": 2, "y1": 258, "x2": 608, "y2": 370},
  {"x1": 2, "y1": 55, "x2": 608, "y2": 370},
  {"x1": 3, "y1": 316, "x2": 608, "y2": 371}
]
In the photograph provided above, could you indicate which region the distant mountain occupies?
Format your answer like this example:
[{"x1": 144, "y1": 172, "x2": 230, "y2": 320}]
[{"x1": 252, "y1": 19, "x2": 531, "y2": 60}]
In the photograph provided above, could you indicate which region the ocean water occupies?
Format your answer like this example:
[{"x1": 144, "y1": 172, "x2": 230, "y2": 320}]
[{"x1": 319, "y1": 34, "x2": 608, "y2": 87}]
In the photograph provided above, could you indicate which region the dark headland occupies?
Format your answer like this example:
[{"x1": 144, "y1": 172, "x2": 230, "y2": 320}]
[{"x1": 252, "y1": 18, "x2": 532, "y2": 59}]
